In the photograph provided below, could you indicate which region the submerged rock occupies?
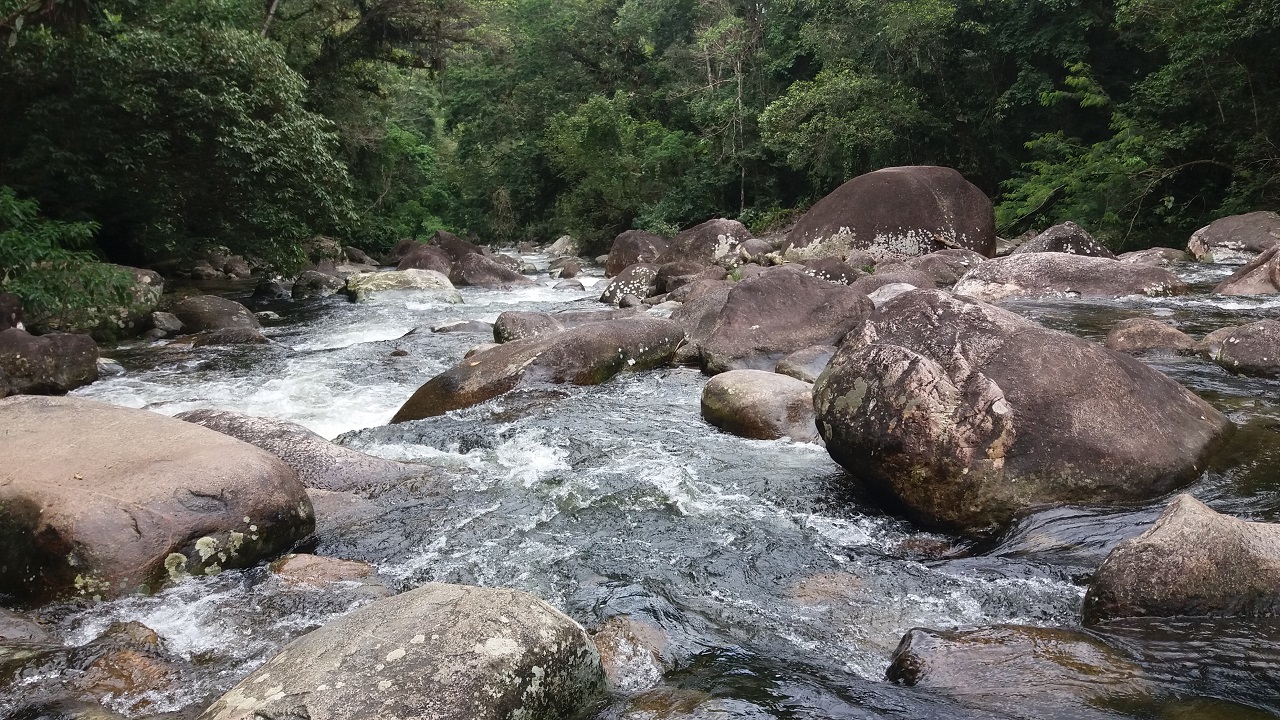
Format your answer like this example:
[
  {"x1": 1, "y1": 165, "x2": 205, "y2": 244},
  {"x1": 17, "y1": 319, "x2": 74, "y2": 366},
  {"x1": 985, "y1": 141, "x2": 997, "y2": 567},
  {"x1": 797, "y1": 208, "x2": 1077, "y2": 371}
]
[
  {"x1": 953, "y1": 252, "x2": 1187, "y2": 302},
  {"x1": 812, "y1": 290, "x2": 1231, "y2": 536},
  {"x1": 198, "y1": 583, "x2": 605, "y2": 720},
  {"x1": 0, "y1": 328, "x2": 98, "y2": 399},
  {"x1": 1105, "y1": 318, "x2": 1197, "y2": 354},
  {"x1": 391, "y1": 317, "x2": 682, "y2": 422},
  {"x1": 345, "y1": 269, "x2": 463, "y2": 303},
  {"x1": 592, "y1": 615, "x2": 670, "y2": 693},
  {"x1": 1199, "y1": 320, "x2": 1280, "y2": 376},
  {"x1": 175, "y1": 409, "x2": 415, "y2": 492},
  {"x1": 1011, "y1": 221, "x2": 1114, "y2": 257},
  {"x1": 700, "y1": 369, "x2": 819, "y2": 443},
  {"x1": 0, "y1": 395, "x2": 313, "y2": 601},
  {"x1": 785, "y1": 166, "x2": 995, "y2": 261},
  {"x1": 1084, "y1": 494, "x2": 1280, "y2": 621},
  {"x1": 1188, "y1": 211, "x2": 1280, "y2": 263}
]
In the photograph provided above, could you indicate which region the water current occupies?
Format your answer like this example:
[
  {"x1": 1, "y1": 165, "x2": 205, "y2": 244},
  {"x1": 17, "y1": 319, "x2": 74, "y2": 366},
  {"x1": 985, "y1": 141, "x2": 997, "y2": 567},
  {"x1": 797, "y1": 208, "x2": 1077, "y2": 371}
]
[{"x1": 9, "y1": 255, "x2": 1280, "y2": 719}]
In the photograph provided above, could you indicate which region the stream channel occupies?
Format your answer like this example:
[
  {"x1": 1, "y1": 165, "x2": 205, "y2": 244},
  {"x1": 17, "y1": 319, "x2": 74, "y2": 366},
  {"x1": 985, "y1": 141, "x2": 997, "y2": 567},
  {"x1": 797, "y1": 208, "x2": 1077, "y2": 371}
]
[{"x1": 10, "y1": 255, "x2": 1280, "y2": 719}]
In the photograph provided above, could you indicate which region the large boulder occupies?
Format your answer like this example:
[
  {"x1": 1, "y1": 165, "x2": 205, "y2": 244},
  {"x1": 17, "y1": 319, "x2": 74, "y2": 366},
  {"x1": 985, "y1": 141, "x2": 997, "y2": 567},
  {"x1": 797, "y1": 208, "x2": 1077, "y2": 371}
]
[
  {"x1": 681, "y1": 265, "x2": 873, "y2": 374},
  {"x1": 1011, "y1": 221, "x2": 1114, "y2": 258},
  {"x1": 606, "y1": 231, "x2": 668, "y2": 277},
  {"x1": 785, "y1": 166, "x2": 996, "y2": 261},
  {"x1": 291, "y1": 270, "x2": 345, "y2": 300},
  {"x1": 493, "y1": 309, "x2": 638, "y2": 343},
  {"x1": 700, "y1": 370, "x2": 820, "y2": 443},
  {"x1": 812, "y1": 290, "x2": 1232, "y2": 536},
  {"x1": 1105, "y1": 318, "x2": 1196, "y2": 354},
  {"x1": 1212, "y1": 245, "x2": 1280, "y2": 295},
  {"x1": 657, "y1": 219, "x2": 751, "y2": 265},
  {"x1": 600, "y1": 264, "x2": 659, "y2": 306},
  {"x1": 1188, "y1": 211, "x2": 1280, "y2": 263},
  {"x1": 431, "y1": 230, "x2": 484, "y2": 263},
  {"x1": 345, "y1": 270, "x2": 463, "y2": 303},
  {"x1": 175, "y1": 410, "x2": 414, "y2": 493},
  {"x1": 952, "y1": 252, "x2": 1187, "y2": 302},
  {"x1": 198, "y1": 583, "x2": 605, "y2": 720},
  {"x1": 0, "y1": 396, "x2": 313, "y2": 601},
  {"x1": 886, "y1": 625, "x2": 1146, "y2": 716},
  {"x1": 1198, "y1": 320, "x2": 1280, "y2": 377},
  {"x1": 172, "y1": 295, "x2": 260, "y2": 332},
  {"x1": 0, "y1": 293, "x2": 22, "y2": 330},
  {"x1": 1084, "y1": 494, "x2": 1280, "y2": 621},
  {"x1": 392, "y1": 317, "x2": 683, "y2": 422},
  {"x1": 450, "y1": 253, "x2": 535, "y2": 289},
  {"x1": 0, "y1": 328, "x2": 98, "y2": 398},
  {"x1": 397, "y1": 243, "x2": 453, "y2": 275}
]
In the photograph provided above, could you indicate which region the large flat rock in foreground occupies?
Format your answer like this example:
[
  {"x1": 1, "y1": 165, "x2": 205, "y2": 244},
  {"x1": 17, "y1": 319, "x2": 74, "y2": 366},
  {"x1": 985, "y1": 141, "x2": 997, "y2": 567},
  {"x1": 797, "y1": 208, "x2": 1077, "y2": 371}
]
[
  {"x1": 199, "y1": 583, "x2": 605, "y2": 720},
  {"x1": 0, "y1": 396, "x2": 313, "y2": 601}
]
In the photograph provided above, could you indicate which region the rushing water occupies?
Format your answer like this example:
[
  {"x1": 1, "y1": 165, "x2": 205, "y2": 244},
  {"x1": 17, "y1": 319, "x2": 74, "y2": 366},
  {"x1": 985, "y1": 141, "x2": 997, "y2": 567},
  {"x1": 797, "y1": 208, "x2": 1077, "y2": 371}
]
[{"x1": 9, "y1": 255, "x2": 1280, "y2": 718}]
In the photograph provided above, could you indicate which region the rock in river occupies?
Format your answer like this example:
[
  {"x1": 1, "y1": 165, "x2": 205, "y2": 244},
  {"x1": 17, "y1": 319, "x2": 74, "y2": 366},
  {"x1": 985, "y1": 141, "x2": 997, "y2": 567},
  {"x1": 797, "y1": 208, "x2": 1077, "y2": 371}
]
[
  {"x1": 1199, "y1": 319, "x2": 1280, "y2": 377},
  {"x1": 1187, "y1": 211, "x2": 1280, "y2": 263},
  {"x1": 345, "y1": 269, "x2": 463, "y2": 303},
  {"x1": 0, "y1": 327, "x2": 98, "y2": 398},
  {"x1": 197, "y1": 582, "x2": 605, "y2": 720},
  {"x1": 1105, "y1": 318, "x2": 1197, "y2": 355},
  {"x1": 606, "y1": 230, "x2": 668, "y2": 277},
  {"x1": 1084, "y1": 494, "x2": 1280, "y2": 621},
  {"x1": 0, "y1": 396, "x2": 312, "y2": 600},
  {"x1": 1212, "y1": 244, "x2": 1280, "y2": 295},
  {"x1": 700, "y1": 369, "x2": 820, "y2": 443},
  {"x1": 391, "y1": 317, "x2": 682, "y2": 422},
  {"x1": 812, "y1": 290, "x2": 1231, "y2": 536},
  {"x1": 953, "y1": 252, "x2": 1187, "y2": 302},
  {"x1": 1010, "y1": 221, "x2": 1114, "y2": 258},
  {"x1": 172, "y1": 295, "x2": 260, "y2": 332}
]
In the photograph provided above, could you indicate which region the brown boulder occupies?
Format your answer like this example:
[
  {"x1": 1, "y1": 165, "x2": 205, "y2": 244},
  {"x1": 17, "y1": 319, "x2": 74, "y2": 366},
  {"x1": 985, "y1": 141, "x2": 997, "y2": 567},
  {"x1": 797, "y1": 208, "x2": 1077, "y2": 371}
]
[
  {"x1": 191, "y1": 328, "x2": 271, "y2": 346},
  {"x1": 397, "y1": 244, "x2": 453, "y2": 274},
  {"x1": 1212, "y1": 244, "x2": 1280, "y2": 295},
  {"x1": 774, "y1": 345, "x2": 836, "y2": 383},
  {"x1": 656, "y1": 261, "x2": 723, "y2": 294},
  {"x1": 172, "y1": 295, "x2": 260, "y2": 332},
  {"x1": 801, "y1": 257, "x2": 862, "y2": 285},
  {"x1": 600, "y1": 263, "x2": 659, "y2": 305},
  {"x1": 606, "y1": 231, "x2": 668, "y2": 277},
  {"x1": 291, "y1": 269, "x2": 345, "y2": 299},
  {"x1": 1198, "y1": 320, "x2": 1280, "y2": 376},
  {"x1": 175, "y1": 409, "x2": 414, "y2": 492},
  {"x1": 1117, "y1": 247, "x2": 1189, "y2": 266},
  {"x1": 431, "y1": 230, "x2": 484, "y2": 262},
  {"x1": 786, "y1": 166, "x2": 995, "y2": 260},
  {"x1": 682, "y1": 265, "x2": 873, "y2": 374},
  {"x1": 848, "y1": 269, "x2": 936, "y2": 297},
  {"x1": 392, "y1": 317, "x2": 682, "y2": 422},
  {"x1": 657, "y1": 218, "x2": 751, "y2": 265},
  {"x1": 813, "y1": 290, "x2": 1231, "y2": 536},
  {"x1": 270, "y1": 553, "x2": 377, "y2": 587},
  {"x1": 1011, "y1": 221, "x2": 1115, "y2": 257},
  {"x1": 953, "y1": 252, "x2": 1187, "y2": 302},
  {"x1": 0, "y1": 328, "x2": 98, "y2": 398},
  {"x1": 0, "y1": 396, "x2": 313, "y2": 600},
  {"x1": 1188, "y1": 211, "x2": 1280, "y2": 263},
  {"x1": 1084, "y1": 494, "x2": 1280, "y2": 621},
  {"x1": 1105, "y1": 318, "x2": 1196, "y2": 354},
  {"x1": 700, "y1": 369, "x2": 820, "y2": 443},
  {"x1": 900, "y1": 248, "x2": 986, "y2": 286},
  {"x1": 450, "y1": 254, "x2": 535, "y2": 289}
]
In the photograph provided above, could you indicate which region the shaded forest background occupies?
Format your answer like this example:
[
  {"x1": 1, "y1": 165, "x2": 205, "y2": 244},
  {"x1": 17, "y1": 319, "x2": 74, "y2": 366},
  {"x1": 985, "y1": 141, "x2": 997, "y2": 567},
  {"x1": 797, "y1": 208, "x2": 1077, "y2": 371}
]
[{"x1": 2, "y1": 0, "x2": 1278, "y2": 299}]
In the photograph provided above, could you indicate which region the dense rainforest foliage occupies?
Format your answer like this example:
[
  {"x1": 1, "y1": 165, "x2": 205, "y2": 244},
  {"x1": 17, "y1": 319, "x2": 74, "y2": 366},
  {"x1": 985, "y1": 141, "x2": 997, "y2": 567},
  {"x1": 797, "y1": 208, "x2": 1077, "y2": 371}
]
[{"x1": 2, "y1": 0, "x2": 1278, "y2": 301}]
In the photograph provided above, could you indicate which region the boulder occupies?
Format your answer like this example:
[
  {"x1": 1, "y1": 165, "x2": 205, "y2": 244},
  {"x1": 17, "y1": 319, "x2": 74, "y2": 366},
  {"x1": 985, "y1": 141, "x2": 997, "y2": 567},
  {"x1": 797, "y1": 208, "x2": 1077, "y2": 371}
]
[
  {"x1": 190, "y1": 260, "x2": 223, "y2": 280},
  {"x1": 269, "y1": 553, "x2": 378, "y2": 588},
  {"x1": 291, "y1": 270, "x2": 345, "y2": 300},
  {"x1": 303, "y1": 235, "x2": 345, "y2": 264},
  {"x1": 450, "y1": 253, "x2": 535, "y2": 289},
  {"x1": 396, "y1": 244, "x2": 453, "y2": 274},
  {"x1": 865, "y1": 283, "x2": 919, "y2": 308},
  {"x1": 198, "y1": 583, "x2": 605, "y2": 720},
  {"x1": 224, "y1": 256, "x2": 253, "y2": 278},
  {"x1": 606, "y1": 231, "x2": 668, "y2": 277},
  {"x1": 700, "y1": 370, "x2": 820, "y2": 443},
  {"x1": 251, "y1": 279, "x2": 290, "y2": 301},
  {"x1": 657, "y1": 219, "x2": 751, "y2": 265},
  {"x1": 343, "y1": 246, "x2": 377, "y2": 265},
  {"x1": 1105, "y1": 318, "x2": 1196, "y2": 354},
  {"x1": 432, "y1": 230, "x2": 485, "y2": 262},
  {"x1": 1084, "y1": 494, "x2": 1280, "y2": 621},
  {"x1": 1198, "y1": 320, "x2": 1280, "y2": 376},
  {"x1": 737, "y1": 237, "x2": 774, "y2": 261},
  {"x1": 493, "y1": 311, "x2": 565, "y2": 343},
  {"x1": 0, "y1": 328, "x2": 98, "y2": 398},
  {"x1": 785, "y1": 166, "x2": 995, "y2": 261},
  {"x1": 1117, "y1": 247, "x2": 1189, "y2": 266},
  {"x1": 656, "y1": 261, "x2": 722, "y2": 294},
  {"x1": 801, "y1": 257, "x2": 862, "y2": 285},
  {"x1": 175, "y1": 409, "x2": 413, "y2": 492},
  {"x1": 774, "y1": 345, "x2": 836, "y2": 383},
  {"x1": 548, "y1": 234, "x2": 580, "y2": 257},
  {"x1": 433, "y1": 320, "x2": 494, "y2": 335},
  {"x1": 191, "y1": 328, "x2": 271, "y2": 346},
  {"x1": 1212, "y1": 244, "x2": 1280, "y2": 295},
  {"x1": 554, "y1": 279, "x2": 585, "y2": 291},
  {"x1": 600, "y1": 264, "x2": 659, "y2": 305},
  {"x1": 848, "y1": 270, "x2": 935, "y2": 297},
  {"x1": 812, "y1": 290, "x2": 1232, "y2": 536},
  {"x1": 172, "y1": 295, "x2": 260, "y2": 332},
  {"x1": 669, "y1": 282, "x2": 733, "y2": 364},
  {"x1": 0, "y1": 396, "x2": 312, "y2": 600},
  {"x1": 682, "y1": 265, "x2": 873, "y2": 374},
  {"x1": 592, "y1": 616, "x2": 670, "y2": 693},
  {"x1": 0, "y1": 293, "x2": 24, "y2": 330},
  {"x1": 886, "y1": 625, "x2": 1146, "y2": 716},
  {"x1": 0, "y1": 608, "x2": 49, "y2": 643},
  {"x1": 902, "y1": 248, "x2": 987, "y2": 286},
  {"x1": 1188, "y1": 211, "x2": 1280, "y2": 263},
  {"x1": 952, "y1": 252, "x2": 1187, "y2": 302},
  {"x1": 392, "y1": 317, "x2": 682, "y2": 422},
  {"x1": 149, "y1": 312, "x2": 183, "y2": 336},
  {"x1": 29, "y1": 265, "x2": 164, "y2": 340},
  {"x1": 553, "y1": 259, "x2": 581, "y2": 279},
  {"x1": 345, "y1": 270, "x2": 463, "y2": 303},
  {"x1": 1011, "y1": 221, "x2": 1114, "y2": 258}
]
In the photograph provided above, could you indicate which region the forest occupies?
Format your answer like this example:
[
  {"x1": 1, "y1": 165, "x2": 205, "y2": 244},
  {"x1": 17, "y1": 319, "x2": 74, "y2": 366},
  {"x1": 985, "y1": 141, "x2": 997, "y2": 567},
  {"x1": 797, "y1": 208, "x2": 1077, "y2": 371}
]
[{"x1": 2, "y1": 0, "x2": 1278, "y2": 313}]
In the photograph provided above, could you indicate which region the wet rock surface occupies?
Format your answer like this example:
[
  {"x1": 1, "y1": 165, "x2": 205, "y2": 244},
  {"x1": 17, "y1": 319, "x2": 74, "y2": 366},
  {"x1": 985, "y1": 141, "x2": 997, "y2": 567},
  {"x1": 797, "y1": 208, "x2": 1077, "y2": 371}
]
[
  {"x1": 172, "y1": 296, "x2": 259, "y2": 332},
  {"x1": 345, "y1": 269, "x2": 462, "y2": 302},
  {"x1": 813, "y1": 290, "x2": 1231, "y2": 536},
  {"x1": 953, "y1": 252, "x2": 1188, "y2": 301},
  {"x1": 1199, "y1": 319, "x2": 1280, "y2": 376},
  {"x1": 1105, "y1": 317, "x2": 1197, "y2": 354},
  {"x1": 198, "y1": 583, "x2": 605, "y2": 720},
  {"x1": 1188, "y1": 211, "x2": 1280, "y2": 263},
  {"x1": 700, "y1": 369, "x2": 820, "y2": 443},
  {"x1": 0, "y1": 395, "x2": 313, "y2": 600},
  {"x1": 1213, "y1": 244, "x2": 1280, "y2": 295}
]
